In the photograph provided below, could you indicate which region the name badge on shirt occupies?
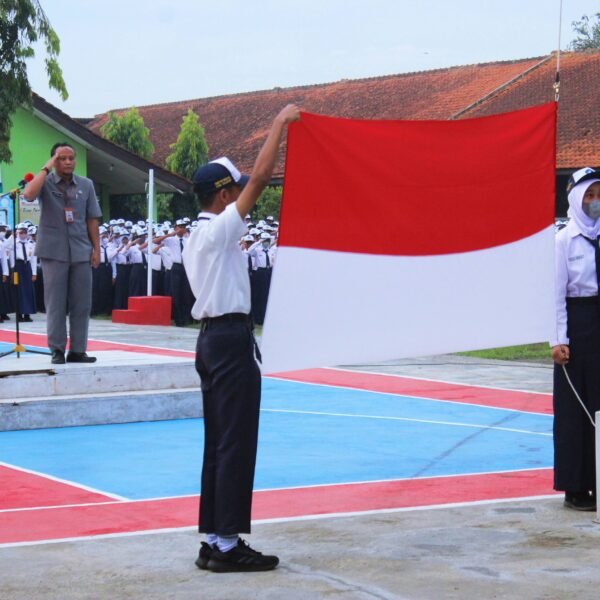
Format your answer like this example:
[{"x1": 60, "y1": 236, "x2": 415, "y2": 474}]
[{"x1": 64, "y1": 208, "x2": 75, "y2": 223}]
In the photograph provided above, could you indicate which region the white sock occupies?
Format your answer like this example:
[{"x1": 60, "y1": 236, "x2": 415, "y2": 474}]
[
  {"x1": 216, "y1": 534, "x2": 239, "y2": 552},
  {"x1": 206, "y1": 533, "x2": 218, "y2": 547}
]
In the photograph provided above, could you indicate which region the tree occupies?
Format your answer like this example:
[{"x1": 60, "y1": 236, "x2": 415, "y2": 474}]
[
  {"x1": 100, "y1": 107, "x2": 154, "y2": 160},
  {"x1": 0, "y1": 0, "x2": 68, "y2": 162},
  {"x1": 569, "y1": 13, "x2": 600, "y2": 50},
  {"x1": 251, "y1": 186, "x2": 282, "y2": 222},
  {"x1": 165, "y1": 109, "x2": 209, "y2": 179}
]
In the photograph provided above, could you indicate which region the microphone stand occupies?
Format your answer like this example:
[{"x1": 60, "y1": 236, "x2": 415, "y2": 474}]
[{"x1": 0, "y1": 189, "x2": 50, "y2": 359}]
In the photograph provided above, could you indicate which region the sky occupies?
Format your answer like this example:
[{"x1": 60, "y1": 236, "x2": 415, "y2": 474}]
[{"x1": 26, "y1": 0, "x2": 600, "y2": 118}]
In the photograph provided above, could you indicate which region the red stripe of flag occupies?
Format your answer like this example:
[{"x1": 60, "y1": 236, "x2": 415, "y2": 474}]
[{"x1": 279, "y1": 102, "x2": 556, "y2": 255}]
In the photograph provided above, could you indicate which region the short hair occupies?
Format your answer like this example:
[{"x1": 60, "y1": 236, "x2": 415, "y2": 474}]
[
  {"x1": 50, "y1": 142, "x2": 75, "y2": 157},
  {"x1": 194, "y1": 182, "x2": 237, "y2": 209}
]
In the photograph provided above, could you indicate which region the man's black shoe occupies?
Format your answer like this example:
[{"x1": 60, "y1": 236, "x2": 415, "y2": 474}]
[
  {"x1": 66, "y1": 352, "x2": 97, "y2": 363},
  {"x1": 206, "y1": 539, "x2": 279, "y2": 573},
  {"x1": 21, "y1": 315, "x2": 33, "y2": 322},
  {"x1": 51, "y1": 350, "x2": 65, "y2": 365},
  {"x1": 195, "y1": 542, "x2": 215, "y2": 570},
  {"x1": 564, "y1": 491, "x2": 596, "y2": 511},
  {"x1": 1, "y1": 314, "x2": 9, "y2": 320}
]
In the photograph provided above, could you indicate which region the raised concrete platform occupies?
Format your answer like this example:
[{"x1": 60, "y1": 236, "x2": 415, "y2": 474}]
[{"x1": 0, "y1": 348, "x2": 201, "y2": 431}]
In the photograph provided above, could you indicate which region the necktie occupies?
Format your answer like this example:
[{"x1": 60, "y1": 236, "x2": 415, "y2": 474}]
[
  {"x1": 265, "y1": 249, "x2": 270, "y2": 268},
  {"x1": 179, "y1": 238, "x2": 184, "y2": 256},
  {"x1": 583, "y1": 236, "x2": 600, "y2": 301},
  {"x1": 20, "y1": 242, "x2": 27, "y2": 261},
  {"x1": 142, "y1": 251, "x2": 147, "y2": 266},
  {"x1": 104, "y1": 246, "x2": 108, "y2": 265}
]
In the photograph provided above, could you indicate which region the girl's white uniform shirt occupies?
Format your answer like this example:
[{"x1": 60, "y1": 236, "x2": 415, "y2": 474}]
[{"x1": 552, "y1": 178, "x2": 600, "y2": 347}]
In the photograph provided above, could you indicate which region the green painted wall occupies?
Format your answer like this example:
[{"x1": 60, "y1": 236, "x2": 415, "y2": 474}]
[{"x1": 0, "y1": 107, "x2": 87, "y2": 226}]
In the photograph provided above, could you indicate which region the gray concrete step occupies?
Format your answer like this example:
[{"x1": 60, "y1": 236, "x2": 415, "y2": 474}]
[
  {"x1": 1, "y1": 387, "x2": 202, "y2": 431},
  {"x1": 0, "y1": 351, "x2": 198, "y2": 400},
  {"x1": 0, "y1": 350, "x2": 202, "y2": 431}
]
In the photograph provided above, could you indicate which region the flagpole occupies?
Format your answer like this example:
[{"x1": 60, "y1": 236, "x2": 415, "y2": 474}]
[{"x1": 147, "y1": 169, "x2": 154, "y2": 296}]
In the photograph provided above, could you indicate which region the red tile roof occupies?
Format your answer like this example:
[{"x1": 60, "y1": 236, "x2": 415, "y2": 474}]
[
  {"x1": 87, "y1": 53, "x2": 599, "y2": 176},
  {"x1": 457, "y1": 51, "x2": 600, "y2": 169}
]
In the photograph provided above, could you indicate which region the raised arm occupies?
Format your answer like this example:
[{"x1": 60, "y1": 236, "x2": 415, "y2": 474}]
[
  {"x1": 23, "y1": 152, "x2": 60, "y2": 202},
  {"x1": 235, "y1": 104, "x2": 300, "y2": 219}
]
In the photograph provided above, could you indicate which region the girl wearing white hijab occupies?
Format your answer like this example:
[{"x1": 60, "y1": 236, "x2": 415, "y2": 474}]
[{"x1": 551, "y1": 168, "x2": 600, "y2": 511}]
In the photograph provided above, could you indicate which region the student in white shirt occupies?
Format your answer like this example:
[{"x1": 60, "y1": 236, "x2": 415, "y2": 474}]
[
  {"x1": 183, "y1": 104, "x2": 299, "y2": 573},
  {"x1": 551, "y1": 168, "x2": 600, "y2": 511}
]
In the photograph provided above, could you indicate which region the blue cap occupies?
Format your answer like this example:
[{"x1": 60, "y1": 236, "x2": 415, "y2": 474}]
[{"x1": 192, "y1": 157, "x2": 249, "y2": 194}]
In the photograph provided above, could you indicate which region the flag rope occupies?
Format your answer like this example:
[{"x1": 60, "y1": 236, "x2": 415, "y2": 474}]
[
  {"x1": 554, "y1": 0, "x2": 563, "y2": 101},
  {"x1": 562, "y1": 364, "x2": 596, "y2": 428}
]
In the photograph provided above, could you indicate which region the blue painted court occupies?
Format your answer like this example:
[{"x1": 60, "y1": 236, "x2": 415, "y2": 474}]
[{"x1": 0, "y1": 377, "x2": 553, "y2": 501}]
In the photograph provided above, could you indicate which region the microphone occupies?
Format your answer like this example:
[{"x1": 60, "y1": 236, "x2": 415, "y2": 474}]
[
  {"x1": 18, "y1": 173, "x2": 35, "y2": 187},
  {"x1": 7, "y1": 173, "x2": 35, "y2": 200}
]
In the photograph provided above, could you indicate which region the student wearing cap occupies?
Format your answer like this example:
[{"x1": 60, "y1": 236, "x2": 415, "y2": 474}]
[
  {"x1": 91, "y1": 226, "x2": 115, "y2": 316},
  {"x1": 109, "y1": 228, "x2": 131, "y2": 310},
  {"x1": 551, "y1": 167, "x2": 600, "y2": 511},
  {"x1": 124, "y1": 230, "x2": 148, "y2": 298},
  {"x1": 153, "y1": 219, "x2": 194, "y2": 326},
  {"x1": 28, "y1": 226, "x2": 45, "y2": 313},
  {"x1": 249, "y1": 232, "x2": 274, "y2": 325},
  {"x1": 241, "y1": 234, "x2": 256, "y2": 275},
  {"x1": 23, "y1": 142, "x2": 101, "y2": 364},
  {"x1": 0, "y1": 225, "x2": 11, "y2": 322},
  {"x1": 11, "y1": 224, "x2": 37, "y2": 322},
  {"x1": 183, "y1": 104, "x2": 299, "y2": 573},
  {"x1": 0, "y1": 225, "x2": 14, "y2": 320}
]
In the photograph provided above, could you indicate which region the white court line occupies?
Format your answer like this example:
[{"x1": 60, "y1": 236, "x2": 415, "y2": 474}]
[
  {"x1": 0, "y1": 461, "x2": 127, "y2": 501},
  {"x1": 0, "y1": 493, "x2": 562, "y2": 549},
  {"x1": 261, "y1": 408, "x2": 552, "y2": 437},
  {"x1": 264, "y1": 376, "x2": 552, "y2": 417},
  {"x1": 0, "y1": 467, "x2": 552, "y2": 514},
  {"x1": 325, "y1": 366, "x2": 552, "y2": 397},
  {"x1": 87, "y1": 335, "x2": 195, "y2": 356}
]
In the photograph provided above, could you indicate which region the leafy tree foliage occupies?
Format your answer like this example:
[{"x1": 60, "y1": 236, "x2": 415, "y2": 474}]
[
  {"x1": 0, "y1": 0, "x2": 67, "y2": 162},
  {"x1": 251, "y1": 186, "x2": 282, "y2": 222},
  {"x1": 569, "y1": 13, "x2": 600, "y2": 50},
  {"x1": 165, "y1": 109, "x2": 209, "y2": 179},
  {"x1": 100, "y1": 107, "x2": 154, "y2": 160},
  {"x1": 168, "y1": 191, "x2": 199, "y2": 221}
]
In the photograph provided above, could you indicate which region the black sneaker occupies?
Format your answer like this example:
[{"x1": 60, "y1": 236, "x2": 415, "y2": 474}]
[
  {"x1": 564, "y1": 491, "x2": 596, "y2": 511},
  {"x1": 195, "y1": 542, "x2": 215, "y2": 570},
  {"x1": 206, "y1": 539, "x2": 279, "y2": 573}
]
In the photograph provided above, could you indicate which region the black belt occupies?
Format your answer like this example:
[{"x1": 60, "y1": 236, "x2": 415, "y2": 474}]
[
  {"x1": 200, "y1": 313, "x2": 251, "y2": 328},
  {"x1": 566, "y1": 296, "x2": 599, "y2": 306},
  {"x1": 199, "y1": 313, "x2": 261, "y2": 362}
]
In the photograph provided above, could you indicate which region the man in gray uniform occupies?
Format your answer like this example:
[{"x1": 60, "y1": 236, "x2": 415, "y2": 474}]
[{"x1": 23, "y1": 143, "x2": 102, "y2": 364}]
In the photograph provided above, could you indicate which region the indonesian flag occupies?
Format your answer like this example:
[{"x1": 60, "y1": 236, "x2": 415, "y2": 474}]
[{"x1": 261, "y1": 103, "x2": 557, "y2": 374}]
